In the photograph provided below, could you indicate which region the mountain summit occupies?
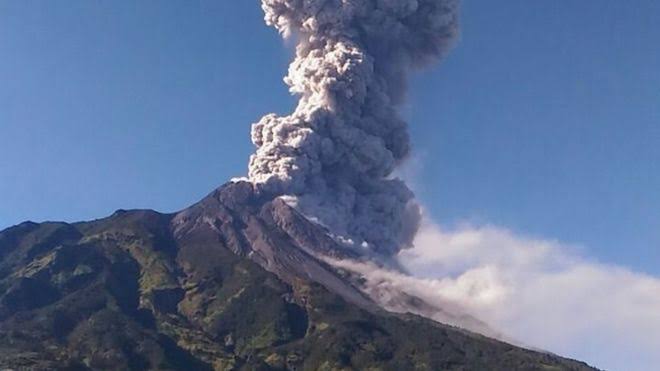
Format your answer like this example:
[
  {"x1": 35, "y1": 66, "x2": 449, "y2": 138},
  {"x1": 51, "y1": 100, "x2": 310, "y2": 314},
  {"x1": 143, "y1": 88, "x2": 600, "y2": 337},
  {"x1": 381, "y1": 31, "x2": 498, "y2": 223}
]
[{"x1": 0, "y1": 182, "x2": 596, "y2": 370}]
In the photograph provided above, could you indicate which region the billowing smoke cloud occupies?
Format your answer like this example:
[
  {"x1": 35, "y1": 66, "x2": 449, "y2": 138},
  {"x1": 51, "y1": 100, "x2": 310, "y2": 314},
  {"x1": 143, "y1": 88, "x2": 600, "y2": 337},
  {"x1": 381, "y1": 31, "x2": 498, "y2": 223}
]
[
  {"x1": 249, "y1": 0, "x2": 460, "y2": 255},
  {"x1": 335, "y1": 218, "x2": 660, "y2": 371}
]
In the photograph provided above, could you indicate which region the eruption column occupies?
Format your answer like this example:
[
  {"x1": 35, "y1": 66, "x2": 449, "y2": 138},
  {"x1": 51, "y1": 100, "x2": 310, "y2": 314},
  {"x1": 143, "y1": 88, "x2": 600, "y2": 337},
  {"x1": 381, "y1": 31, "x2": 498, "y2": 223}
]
[{"x1": 249, "y1": 0, "x2": 459, "y2": 256}]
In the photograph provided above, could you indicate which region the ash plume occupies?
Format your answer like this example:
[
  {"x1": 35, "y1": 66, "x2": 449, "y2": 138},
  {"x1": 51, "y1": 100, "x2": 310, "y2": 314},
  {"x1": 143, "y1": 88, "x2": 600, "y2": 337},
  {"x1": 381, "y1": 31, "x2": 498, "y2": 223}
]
[{"x1": 249, "y1": 0, "x2": 460, "y2": 256}]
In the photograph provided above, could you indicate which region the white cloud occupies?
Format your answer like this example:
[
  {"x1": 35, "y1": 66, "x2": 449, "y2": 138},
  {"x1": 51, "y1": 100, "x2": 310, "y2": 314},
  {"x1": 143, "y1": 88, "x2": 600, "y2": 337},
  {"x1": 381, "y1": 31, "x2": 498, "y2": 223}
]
[{"x1": 336, "y1": 218, "x2": 660, "y2": 371}]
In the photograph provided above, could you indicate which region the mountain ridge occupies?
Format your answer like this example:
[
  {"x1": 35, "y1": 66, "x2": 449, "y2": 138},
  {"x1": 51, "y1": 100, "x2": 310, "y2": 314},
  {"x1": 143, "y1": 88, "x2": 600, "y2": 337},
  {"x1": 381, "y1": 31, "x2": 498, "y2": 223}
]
[{"x1": 0, "y1": 182, "x2": 598, "y2": 370}]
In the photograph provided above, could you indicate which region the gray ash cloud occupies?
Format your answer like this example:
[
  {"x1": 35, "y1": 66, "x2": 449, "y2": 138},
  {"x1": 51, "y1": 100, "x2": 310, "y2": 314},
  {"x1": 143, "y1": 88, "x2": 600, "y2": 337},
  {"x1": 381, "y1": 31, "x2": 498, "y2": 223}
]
[{"x1": 248, "y1": 0, "x2": 459, "y2": 256}]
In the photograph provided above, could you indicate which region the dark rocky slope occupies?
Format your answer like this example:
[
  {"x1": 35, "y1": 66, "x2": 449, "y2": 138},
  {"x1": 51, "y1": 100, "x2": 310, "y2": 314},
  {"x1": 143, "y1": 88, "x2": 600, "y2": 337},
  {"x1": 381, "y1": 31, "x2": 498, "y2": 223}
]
[{"x1": 0, "y1": 182, "x2": 597, "y2": 370}]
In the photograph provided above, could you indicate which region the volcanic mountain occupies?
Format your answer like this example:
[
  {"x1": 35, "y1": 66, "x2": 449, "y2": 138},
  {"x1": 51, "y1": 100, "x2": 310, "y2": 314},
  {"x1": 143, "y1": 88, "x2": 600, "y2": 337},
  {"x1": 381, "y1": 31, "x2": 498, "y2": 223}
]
[{"x1": 0, "y1": 181, "x2": 597, "y2": 370}]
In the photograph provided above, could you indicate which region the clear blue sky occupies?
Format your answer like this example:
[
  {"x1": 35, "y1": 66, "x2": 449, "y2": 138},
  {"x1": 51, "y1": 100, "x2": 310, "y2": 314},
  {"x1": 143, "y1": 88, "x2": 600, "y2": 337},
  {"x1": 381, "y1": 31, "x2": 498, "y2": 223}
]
[{"x1": 1, "y1": 1, "x2": 658, "y2": 274}]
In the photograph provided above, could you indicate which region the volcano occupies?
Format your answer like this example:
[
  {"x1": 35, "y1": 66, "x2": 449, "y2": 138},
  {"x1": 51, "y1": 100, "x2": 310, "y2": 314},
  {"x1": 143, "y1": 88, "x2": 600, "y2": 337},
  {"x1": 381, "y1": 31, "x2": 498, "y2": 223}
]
[{"x1": 0, "y1": 181, "x2": 596, "y2": 370}]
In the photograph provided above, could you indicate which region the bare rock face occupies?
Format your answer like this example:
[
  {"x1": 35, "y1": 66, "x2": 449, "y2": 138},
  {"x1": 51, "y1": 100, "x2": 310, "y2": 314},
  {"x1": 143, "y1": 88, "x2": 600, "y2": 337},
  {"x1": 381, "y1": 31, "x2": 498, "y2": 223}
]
[
  {"x1": 0, "y1": 182, "x2": 597, "y2": 370},
  {"x1": 172, "y1": 181, "x2": 373, "y2": 310}
]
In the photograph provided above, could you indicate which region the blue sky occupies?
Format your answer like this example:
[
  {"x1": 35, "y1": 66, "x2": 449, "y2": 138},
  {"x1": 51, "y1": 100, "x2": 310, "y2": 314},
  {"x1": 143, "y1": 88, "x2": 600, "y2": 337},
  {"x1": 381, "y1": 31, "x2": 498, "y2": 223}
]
[{"x1": 1, "y1": 0, "x2": 658, "y2": 276}]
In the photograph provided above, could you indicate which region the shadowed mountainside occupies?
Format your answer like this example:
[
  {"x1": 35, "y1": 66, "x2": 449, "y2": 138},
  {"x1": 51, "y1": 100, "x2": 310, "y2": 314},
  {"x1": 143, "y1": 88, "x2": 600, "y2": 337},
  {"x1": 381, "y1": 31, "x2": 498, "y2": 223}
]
[{"x1": 0, "y1": 182, "x2": 597, "y2": 370}]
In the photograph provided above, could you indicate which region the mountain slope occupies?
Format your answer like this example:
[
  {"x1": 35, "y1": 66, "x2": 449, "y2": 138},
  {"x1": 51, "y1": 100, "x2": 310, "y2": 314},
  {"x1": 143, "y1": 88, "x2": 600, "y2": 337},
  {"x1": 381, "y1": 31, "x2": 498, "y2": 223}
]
[{"x1": 0, "y1": 182, "x2": 596, "y2": 370}]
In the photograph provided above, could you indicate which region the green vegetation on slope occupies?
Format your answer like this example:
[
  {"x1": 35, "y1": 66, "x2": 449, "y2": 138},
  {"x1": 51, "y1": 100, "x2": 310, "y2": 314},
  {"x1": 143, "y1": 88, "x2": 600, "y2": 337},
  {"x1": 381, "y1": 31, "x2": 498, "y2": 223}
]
[{"x1": 0, "y1": 209, "x2": 596, "y2": 371}]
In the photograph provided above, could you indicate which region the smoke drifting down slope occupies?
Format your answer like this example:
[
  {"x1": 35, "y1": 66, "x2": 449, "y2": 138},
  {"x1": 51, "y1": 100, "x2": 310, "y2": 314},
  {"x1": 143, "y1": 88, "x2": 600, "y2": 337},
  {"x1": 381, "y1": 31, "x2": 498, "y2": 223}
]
[{"x1": 249, "y1": 0, "x2": 460, "y2": 255}]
